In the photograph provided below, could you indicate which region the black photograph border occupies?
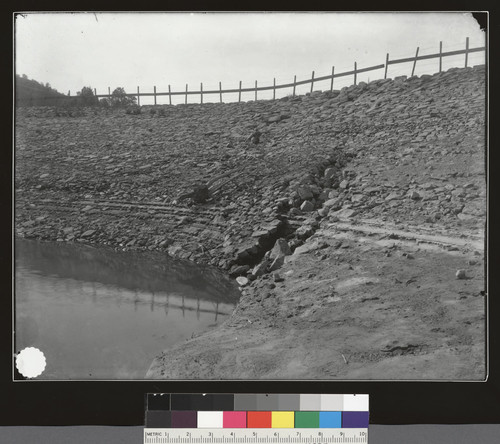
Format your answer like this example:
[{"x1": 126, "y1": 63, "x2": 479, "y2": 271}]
[{"x1": 2, "y1": 8, "x2": 499, "y2": 427}]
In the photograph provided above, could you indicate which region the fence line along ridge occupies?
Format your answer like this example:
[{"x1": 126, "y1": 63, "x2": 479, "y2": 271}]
[{"x1": 41, "y1": 38, "x2": 490, "y2": 106}]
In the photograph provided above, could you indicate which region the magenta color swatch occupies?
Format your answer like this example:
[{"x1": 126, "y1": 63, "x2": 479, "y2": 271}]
[{"x1": 223, "y1": 411, "x2": 247, "y2": 428}]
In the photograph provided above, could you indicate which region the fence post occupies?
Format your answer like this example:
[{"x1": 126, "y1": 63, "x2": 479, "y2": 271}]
[
  {"x1": 354, "y1": 62, "x2": 357, "y2": 85},
  {"x1": 411, "y1": 47, "x2": 420, "y2": 77},
  {"x1": 219, "y1": 82, "x2": 222, "y2": 103},
  {"x1": 185, "y1": 84, "x2": 188, "y2": 105},
  {"x1": 293, "y1": 75, "x2": 296, "y2": 97},
  {"x1": 108, "y1": 87, "x2": 111, "y2": 98},
  {"x1": 168, "y1": 85, "x2": 172, "y2": 105},
  {"x1": 465, "y1": 37, "x2": 469, "y2": 67},
  {"x1": 94, "y1": 88, "x2": 97, "y2": 96},
  {"x1": 273, "y1": 78, "x2": 276, "y2": 100},
  {"x1": 154, "y1": 86, "x2": 157, "y2": 105},
  {"x1": 238, "y1": 81, "x2": 242, "y2": 103},
  {"x1": 439, "y1": 41, "x2": 443, "y2": 73},
  {"x1": 384, "y1": 53, "x2": 389, "y2": 79},
  {"x1": 310, "y1": 71, "x2": 315, "y2": 93},
  {"x1": 255, "y1": 80, "x2": 257, "y2": 101},
  {"x1": 137, "y1": 86, "x2": 140, "y2": 106},
  {"x1": 200, "y1": 83, "x2": 203, "y2": 104},
  {"x1": 330, "y1": 66, "x2": 335, "y2": 91}
]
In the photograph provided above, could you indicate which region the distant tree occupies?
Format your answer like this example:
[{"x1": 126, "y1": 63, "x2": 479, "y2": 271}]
[
  {"x1": 22, "y1": 74, "x2": 28, "y2": 79},
  {"x1": 77, "y1": 86, "x2": 99, "y2": 106},
  {"x1": 109, "y1": 87, "x2": 137, "y2": 107}
]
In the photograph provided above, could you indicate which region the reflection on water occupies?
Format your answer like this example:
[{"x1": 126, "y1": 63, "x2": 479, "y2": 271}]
[{"x1": 15, "y1": 239, "x2": 240, "y2": 380}]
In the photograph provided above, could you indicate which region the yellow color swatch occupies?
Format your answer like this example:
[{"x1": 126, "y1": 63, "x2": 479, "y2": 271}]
[{"x1": 271, "y1": 411, "x2": 295, "y2": 428}]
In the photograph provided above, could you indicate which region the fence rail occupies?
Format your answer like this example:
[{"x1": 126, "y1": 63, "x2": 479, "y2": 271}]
[{"x1": 25, "y1": 38, "x2": 486, "y2": 107}]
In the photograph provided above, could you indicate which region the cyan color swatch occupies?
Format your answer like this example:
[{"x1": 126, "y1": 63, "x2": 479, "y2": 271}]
[{"x1": 319, "y1": 412, "x2": 342, "y2": 428}]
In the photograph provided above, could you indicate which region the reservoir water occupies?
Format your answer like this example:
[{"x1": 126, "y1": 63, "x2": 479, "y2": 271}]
[{"x1": 15, "y1": 239, "x2": 240, "y2": 380}]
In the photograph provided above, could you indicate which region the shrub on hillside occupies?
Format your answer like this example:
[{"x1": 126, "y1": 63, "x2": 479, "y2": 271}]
[
  {"x1": 77, "y1": 86, "x2": 99, "y2": 107},
  {"x1": 106, "y1": 87, "x2": 137, "y2": 107}
]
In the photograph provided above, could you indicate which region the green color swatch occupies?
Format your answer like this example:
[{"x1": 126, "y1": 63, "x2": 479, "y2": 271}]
[{"x1": 294, "y1": 411, "x2": 320, "y2": 428}]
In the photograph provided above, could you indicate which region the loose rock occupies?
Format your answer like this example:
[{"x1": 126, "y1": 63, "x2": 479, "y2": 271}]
[
  {"x1": 300, "y1": 200, "x2": 315, "y2": 212},
  {"x1": 236, "y1": 276, "x2": 249, "y2": 286},
  {"x1": 269, "y1": 238, "x2": 292, "y2": 260},
  {"x1": 456, "y1": 269, "x2": 467, "y2": 280}
]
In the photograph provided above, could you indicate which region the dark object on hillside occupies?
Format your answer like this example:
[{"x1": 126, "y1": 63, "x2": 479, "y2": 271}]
[
  {"x1": 177, "y1": 184, "x2": 211, "y2": 203},
  {"x1": 125, "y1": 105, "x2": 141, "y2": 115},
  {"x1": 248, "y1": 130, "x2": 262, "y2": 144},
  {"x1": 175, "y1": 169, "x2": 250, "y2": 204}
]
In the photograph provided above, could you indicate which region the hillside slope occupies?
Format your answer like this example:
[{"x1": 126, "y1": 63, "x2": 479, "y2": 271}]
[
  {"x1": 15, "y1": 75, "x2": 69, "y2": 107},
  {"x1": 15, "y1": 65, "x2": 486, "y2": 379}
]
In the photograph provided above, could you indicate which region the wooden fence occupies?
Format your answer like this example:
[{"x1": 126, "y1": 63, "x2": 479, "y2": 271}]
[{"x1": 79, "y1": 38, "x2": 487, "y2": 106}]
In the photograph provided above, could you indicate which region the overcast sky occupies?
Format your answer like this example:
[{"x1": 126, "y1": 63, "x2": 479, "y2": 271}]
[{"x1": 14, "y1": 12, "x2": 485, "y2": 104}]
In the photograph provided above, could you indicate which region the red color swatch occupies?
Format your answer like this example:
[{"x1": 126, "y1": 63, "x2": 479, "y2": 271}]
[{"x1": 247, "y1": 411, "x2": 272, "y2": 428}]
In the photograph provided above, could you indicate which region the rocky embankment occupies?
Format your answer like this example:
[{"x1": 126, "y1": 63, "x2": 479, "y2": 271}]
[{"x1": 16, "y1": 65, "x2": 486, "y2": 379}]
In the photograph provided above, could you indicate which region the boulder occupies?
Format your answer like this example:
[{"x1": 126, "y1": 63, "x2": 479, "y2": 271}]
[
  {"x1": 251, "y1": 260, "x2": 269, "y2": 277},
  {"x1": 456, "y1": 269, "x2": 467, "y2": 280},
  {"x1": 324, "y1": 167, "x2": 336, "y2": 179},
  {"x1": 293, "y1": 239, "x2": 323, "y2": 255},
  {"x1": 297, "y1": 186, "x2": 314, "y2": 200},
  {"x1": 269, "y1": 238, "x2": 292, "y2": 260},
  {"x1": 249, "y1": 130, "x2": 261, "y2": 144},
  {"x1": 269, "y1": 255, "x2": 285, "y2": 272},
  {"x1": 330, "y1": 208, "x2": 358, "y2": 219},
  {"x1": 273, "y1": 273, "x2": 284, "y2": 283},
  {"x1": 323, "y1": 198, "x2": 342, "y2": 209},
  {"x1": 178, "y1": 184, "x2": 210, "y2": 203},
  {"x1": 300, "y1": 200, "x2": 315, "y2": 212},
  {"x1": 296, "y1": 225, "x2": 315, "y2": 239},
  {"x1": 408, "y1": 190, "x2": 421, "y2": 200},
  {"x1": 229, "y1": 264, "x2": 251, "y2": 277},
  {"x1": 236, "y1": 276, "x2": 249, "y2": 286}
]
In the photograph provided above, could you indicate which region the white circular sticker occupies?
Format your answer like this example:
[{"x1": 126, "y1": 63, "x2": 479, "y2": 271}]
[{"x1": 16, "y1": 347, "x2": 46, "y2": 378}]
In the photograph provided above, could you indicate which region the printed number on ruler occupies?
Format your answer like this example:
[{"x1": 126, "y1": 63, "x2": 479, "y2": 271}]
[{"x1": 144, "y1": 428, "x2": 368, "y2": 444}]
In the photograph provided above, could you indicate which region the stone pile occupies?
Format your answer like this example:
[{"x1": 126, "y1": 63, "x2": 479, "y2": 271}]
[{"x1": 15, "y1": 65, "x2": 486, "y2": 280}]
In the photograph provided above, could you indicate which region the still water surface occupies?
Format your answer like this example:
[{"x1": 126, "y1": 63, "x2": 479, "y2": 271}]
[{"x1": 15, "y1": 239, "x2": 240, "y2": 380}]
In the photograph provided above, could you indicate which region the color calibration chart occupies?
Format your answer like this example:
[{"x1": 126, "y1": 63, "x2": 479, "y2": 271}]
[{"x1": 144, "y1": 394, "x2": 369, "y2": 443}]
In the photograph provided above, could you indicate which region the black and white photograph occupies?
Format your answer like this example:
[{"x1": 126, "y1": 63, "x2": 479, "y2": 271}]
[{"x1": 14, "y1": 12, "x2": 487, "y2": 381}]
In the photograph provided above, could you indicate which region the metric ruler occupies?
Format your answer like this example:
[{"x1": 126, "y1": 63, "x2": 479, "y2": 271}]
[{"x1": 144, "y1": 428, "x2": 368, "y2": 444}]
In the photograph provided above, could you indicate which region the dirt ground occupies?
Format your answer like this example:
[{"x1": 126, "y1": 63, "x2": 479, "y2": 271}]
[{"x1": 147, "y1": 218, "x2": 485, "y2": 379}]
